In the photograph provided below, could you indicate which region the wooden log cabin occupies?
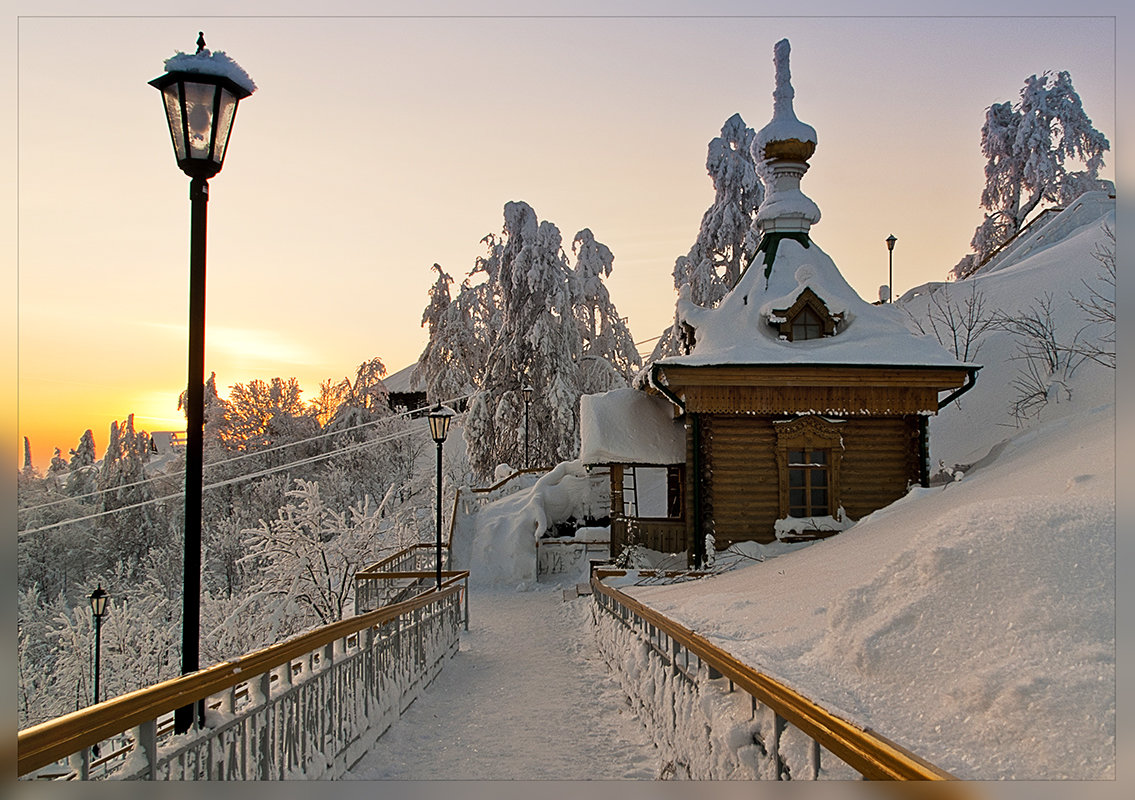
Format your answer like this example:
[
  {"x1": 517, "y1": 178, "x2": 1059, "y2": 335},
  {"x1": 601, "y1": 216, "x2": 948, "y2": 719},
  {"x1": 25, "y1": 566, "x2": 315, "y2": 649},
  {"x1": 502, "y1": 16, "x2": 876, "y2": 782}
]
[{"x1": 580, "y1": 39, "x2": 978, "y2": 566}]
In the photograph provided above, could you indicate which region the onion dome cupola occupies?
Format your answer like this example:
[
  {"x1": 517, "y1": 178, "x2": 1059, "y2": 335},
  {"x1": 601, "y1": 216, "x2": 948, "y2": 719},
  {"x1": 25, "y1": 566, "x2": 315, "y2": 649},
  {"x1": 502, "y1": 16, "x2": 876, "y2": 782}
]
[{"x1": 753, "y1": 39, "x2": 821, "y2": 241}]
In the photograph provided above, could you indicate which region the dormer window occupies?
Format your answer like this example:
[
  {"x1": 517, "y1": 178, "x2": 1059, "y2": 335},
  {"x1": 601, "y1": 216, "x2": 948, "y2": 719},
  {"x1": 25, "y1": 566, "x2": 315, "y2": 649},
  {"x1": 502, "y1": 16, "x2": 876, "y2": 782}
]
[{"x1": 770, "y1": 286, "x2": 841, "y2": 342}]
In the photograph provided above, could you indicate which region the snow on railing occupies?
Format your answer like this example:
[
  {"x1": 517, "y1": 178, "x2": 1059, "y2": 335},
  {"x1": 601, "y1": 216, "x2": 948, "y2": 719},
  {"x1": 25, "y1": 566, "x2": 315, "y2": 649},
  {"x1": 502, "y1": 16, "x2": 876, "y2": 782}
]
[
  {"x1": 590, "y1": 569, "x2": 956, "y2": 781},
  {"x1": 18, "y1": 579, "x2": 466, "y2": 781}
]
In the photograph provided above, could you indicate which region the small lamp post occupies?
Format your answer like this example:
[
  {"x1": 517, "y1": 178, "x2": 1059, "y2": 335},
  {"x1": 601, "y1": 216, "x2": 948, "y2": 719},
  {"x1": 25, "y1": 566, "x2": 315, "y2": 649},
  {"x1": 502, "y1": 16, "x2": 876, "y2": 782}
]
[
  {"x1": 428, "y1": 405, "x2": 455, "y2": 589},
  {"x1": 89, "y1": 585, "x2": 108, "y2": 707},
  {"x1": 150, "y1": 32, "x2": 254, "y2": 734},
  {"x1": 886, "y1": 234, "x2": 897, "y2": 303},
  {"x1": 522, "y1": 385, "x2": 534, "y2": 469}
]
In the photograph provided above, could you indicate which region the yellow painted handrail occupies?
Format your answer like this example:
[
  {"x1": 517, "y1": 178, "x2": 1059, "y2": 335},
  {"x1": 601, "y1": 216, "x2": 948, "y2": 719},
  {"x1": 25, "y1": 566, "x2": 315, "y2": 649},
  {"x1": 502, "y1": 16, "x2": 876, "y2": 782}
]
[
  {"x1": 18, "y1": 574, "x2": 468, "y2": 777},
  {"x1": 591, "y1": 570, "x2": 955, "y2": 781}
]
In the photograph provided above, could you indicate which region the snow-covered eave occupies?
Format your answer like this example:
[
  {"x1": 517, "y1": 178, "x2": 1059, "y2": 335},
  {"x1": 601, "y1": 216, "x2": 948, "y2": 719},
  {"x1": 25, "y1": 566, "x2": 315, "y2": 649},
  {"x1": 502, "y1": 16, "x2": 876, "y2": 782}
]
[
  {"x1": 654, "y1": 360, "x2": 980, "y2": 374},
  {"x1": 579, "y1": 387, "x2": 686, "y2": 466}
]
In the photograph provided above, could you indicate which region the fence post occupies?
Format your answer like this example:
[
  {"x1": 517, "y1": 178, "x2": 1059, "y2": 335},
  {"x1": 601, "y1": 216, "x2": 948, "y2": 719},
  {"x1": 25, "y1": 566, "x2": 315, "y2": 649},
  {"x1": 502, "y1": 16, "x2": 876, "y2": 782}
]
[
  {"x1": 807, "y1": 737, "x2": 821, "y2": 780},
  {"x1": 768, "y1": 708, "x2": 786, "y2": 780},
  {"x1": 255, "y1": 672, "x2": 272, "y2": 780},
  {"x1": 73, "y1": 746, "x2": 90, "y2": 780}
]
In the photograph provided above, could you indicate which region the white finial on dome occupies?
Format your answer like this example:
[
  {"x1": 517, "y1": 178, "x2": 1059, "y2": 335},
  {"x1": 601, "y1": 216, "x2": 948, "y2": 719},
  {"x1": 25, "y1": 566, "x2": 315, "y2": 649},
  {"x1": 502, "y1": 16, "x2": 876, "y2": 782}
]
[
  {"x1": 772, "y1": 39, "x2": 796, "y2": 121},
  {"x1": 756, "y1": 38, "x2": 816, "y2": 156}
]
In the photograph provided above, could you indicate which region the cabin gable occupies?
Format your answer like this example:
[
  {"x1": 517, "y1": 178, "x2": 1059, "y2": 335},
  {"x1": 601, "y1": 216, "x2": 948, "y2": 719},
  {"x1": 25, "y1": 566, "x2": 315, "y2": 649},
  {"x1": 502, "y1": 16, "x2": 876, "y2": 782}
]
[{"x1": 769, "y1": 286, "x2": 842, "y2": 341}]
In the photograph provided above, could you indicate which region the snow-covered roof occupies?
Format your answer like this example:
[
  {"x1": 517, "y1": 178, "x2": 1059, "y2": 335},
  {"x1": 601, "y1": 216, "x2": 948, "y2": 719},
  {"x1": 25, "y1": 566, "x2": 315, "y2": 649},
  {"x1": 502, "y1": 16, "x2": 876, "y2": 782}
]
[
  {"x1": 580, "y1": 388, "x2": 685, "y2": 466},
  {"x1": 973, "y1": 190, "x2": 1115, "y2": 278},
  {"x1": 664, "y1": 238, "x2": 972, "y2": 370},
  {"x1": 382, "y1": 363, "x2": 419, "y2": 394},
  {"x1": 163, "y1": 47, "x2": 257, "y2": 95}
]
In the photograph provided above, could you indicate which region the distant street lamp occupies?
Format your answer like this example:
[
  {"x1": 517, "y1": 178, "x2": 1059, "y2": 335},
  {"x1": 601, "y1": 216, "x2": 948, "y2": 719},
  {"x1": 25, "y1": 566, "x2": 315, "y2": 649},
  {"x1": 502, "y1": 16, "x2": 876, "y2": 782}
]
[
  {"x1": 89, "y1": 585, "x2": 108, "y2": 707},
  {"x1": 886, "y1": 234, "x2": 898, "y2": 303},
  {"x1": 522, "y1": 385, "x2": 534, "y2": 469},
  {"x1": 428, "y1": 405, "x2": 455, "y2": 590},
  {"x1": 150, "y1": 32, "x2": 254, "y2": 734}
]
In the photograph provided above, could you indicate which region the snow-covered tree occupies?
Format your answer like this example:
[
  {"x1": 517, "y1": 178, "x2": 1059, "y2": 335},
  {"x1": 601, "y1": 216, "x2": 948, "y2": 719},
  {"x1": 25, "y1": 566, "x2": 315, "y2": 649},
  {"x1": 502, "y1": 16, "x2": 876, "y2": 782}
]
[
  {"x1": 97, "y1": 415, "x2": 159, "y2": 574},
  {"x1": 46, "y1": 448, "x2": 69, "y2": 488},
  {"x1": 69, "y1": 429, "x2": 97, "y2": 469},
  {"x1": 242, "y1": 479, "x2": 387, "y2": 634},
  {"x1": 413, "y1": 264, "x2": 485, "y2": 404},
  {"x1": 22, "y1": 436, "x2": 35, "y2": 478},
  {"x1": 572, "y1": 229, "x2": 642, "y2": 394},
  {"x1": 220, "y1": 377, "x2": 316, "y2": 457},
  {"x1": 417, "y1": 202, "x2": 636, "y2": 480},
  {"x1": 654, "y1": 114, "x2": 764, "y2": 359},
  {"x1": 955, "y1": 71, "x2": 1110, "y2": 278},
  {"x1": 465, "y1": 202, "x2": 582, "y2": 477},
  {"x1": 309, "y1": 377, "x2": 351, "y2": 428}
]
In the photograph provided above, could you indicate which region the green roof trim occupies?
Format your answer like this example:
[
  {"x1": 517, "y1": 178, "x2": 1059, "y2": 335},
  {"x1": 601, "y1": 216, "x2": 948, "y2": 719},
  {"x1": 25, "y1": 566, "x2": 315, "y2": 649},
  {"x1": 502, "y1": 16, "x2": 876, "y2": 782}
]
[{"x1": 757, "y1": 232, "x2": 812, "y2": 280}]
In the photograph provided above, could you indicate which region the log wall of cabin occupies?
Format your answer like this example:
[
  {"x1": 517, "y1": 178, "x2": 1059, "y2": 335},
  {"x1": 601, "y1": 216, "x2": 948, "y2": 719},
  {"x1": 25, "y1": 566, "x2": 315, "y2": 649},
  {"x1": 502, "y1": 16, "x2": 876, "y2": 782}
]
[
  {"x1": 705, "y1": 415, "x2": 781, "y2": 546},
  {"x1": 837, "y1": 416, "x2": 922, "y2": 520},
  {"x1": 703, "y1": 413, "x2": 923, "y2": 547}
]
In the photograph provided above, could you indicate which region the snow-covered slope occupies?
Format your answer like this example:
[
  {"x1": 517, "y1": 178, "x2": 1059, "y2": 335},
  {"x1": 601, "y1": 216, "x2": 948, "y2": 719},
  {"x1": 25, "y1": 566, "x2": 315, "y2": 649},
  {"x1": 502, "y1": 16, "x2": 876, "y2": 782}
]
[{"x1": 620, "y1": 202, "x2": 1116, "y2": 779}]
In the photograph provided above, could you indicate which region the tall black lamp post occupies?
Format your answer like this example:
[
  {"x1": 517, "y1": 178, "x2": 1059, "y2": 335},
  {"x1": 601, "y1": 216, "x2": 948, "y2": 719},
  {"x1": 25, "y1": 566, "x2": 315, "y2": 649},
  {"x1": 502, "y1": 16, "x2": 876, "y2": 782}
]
[
  {"x1": 150, "y1": 33, "x2": 254, "y2": 734},
  {"x1": 886, "y1": 234, "x2": 897, "y2": 303},
  {"x1": 89, "y1": 585, "x2": 108, "y2": 706},
  {"x1": 522, "y1": 385, "x2": 534, "y2": 468},
  {"x1": 428, "y1": 406, "x2": 454, "y2": 589}
]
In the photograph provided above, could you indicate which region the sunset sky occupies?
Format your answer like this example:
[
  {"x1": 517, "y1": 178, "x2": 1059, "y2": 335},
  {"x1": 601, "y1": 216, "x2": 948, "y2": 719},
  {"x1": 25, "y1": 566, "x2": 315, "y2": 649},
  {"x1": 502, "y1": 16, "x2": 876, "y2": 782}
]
[{"x1": 8, "y1": 3, "x2": 1117, "y2": 471}]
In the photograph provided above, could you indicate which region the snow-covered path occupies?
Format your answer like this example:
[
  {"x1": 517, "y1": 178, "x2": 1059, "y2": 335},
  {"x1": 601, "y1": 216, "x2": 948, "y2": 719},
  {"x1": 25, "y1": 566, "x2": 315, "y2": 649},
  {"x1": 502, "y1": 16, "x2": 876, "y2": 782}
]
[{"x1": 345, "y1": 587, "x2": 661, "y2": 780}]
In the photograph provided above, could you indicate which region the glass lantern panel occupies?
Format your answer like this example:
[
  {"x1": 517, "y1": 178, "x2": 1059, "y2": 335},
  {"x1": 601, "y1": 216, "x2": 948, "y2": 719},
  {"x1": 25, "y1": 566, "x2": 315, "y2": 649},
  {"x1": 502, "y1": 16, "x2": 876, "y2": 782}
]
[
  {"x1": 161, "y1": 85, "x2": 186, "y2": 160},
  {"x1": 212, "y1": 88, "x2": 238, "y2": 165},
  {"x1": 182, "y1": 81, "x2": 218, "y2": 160}
]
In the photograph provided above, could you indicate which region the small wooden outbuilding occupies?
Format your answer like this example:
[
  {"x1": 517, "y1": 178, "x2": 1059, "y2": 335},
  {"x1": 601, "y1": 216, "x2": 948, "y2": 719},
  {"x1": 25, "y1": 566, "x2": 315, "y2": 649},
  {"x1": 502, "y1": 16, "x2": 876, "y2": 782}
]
[{"x1": 580, "y1": 39, "x2": 978, "y2": 566}]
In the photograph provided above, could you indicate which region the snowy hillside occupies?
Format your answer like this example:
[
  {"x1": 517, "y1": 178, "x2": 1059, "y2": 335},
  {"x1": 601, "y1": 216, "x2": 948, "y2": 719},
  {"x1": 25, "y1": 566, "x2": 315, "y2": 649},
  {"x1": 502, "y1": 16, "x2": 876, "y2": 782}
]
[{"x1": 620, "y1": 198, "x2": 1115, "y2": 779}]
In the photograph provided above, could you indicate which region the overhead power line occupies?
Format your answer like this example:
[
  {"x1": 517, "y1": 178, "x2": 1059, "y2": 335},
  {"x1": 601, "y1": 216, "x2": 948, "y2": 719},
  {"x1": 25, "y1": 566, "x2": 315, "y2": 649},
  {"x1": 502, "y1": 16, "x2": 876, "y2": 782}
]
[
  {"x1": 17, "y1": 409, "x2": 466, "y2": 538},
  {"x1": 19, "y1": 393, "x2": 472, "y2": 516}
]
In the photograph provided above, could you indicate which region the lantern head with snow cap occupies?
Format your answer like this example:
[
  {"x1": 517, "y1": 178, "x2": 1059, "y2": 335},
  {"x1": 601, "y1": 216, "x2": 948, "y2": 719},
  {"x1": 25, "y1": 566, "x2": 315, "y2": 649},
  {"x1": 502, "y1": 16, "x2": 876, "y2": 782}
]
[{"x1": 149, "y1": 32, "x2": 256, "y2": 180}]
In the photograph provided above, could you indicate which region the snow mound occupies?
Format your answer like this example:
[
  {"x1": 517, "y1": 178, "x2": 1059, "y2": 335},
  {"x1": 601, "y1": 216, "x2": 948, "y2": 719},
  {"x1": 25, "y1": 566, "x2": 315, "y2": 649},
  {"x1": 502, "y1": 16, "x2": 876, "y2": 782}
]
[{"x1": 453, "y1": 461, "x2": 599, "y2": 588}]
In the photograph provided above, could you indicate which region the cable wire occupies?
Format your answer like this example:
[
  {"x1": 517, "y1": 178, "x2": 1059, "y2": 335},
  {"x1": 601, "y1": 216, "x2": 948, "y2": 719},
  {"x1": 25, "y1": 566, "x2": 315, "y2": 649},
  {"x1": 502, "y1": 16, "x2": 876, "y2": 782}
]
[
  {"x1": 18, "y1": 410, "x2": 466, "y2": 538},
  {"x1": 19, "y1": 392, "x2": 472, "y2": 515}
]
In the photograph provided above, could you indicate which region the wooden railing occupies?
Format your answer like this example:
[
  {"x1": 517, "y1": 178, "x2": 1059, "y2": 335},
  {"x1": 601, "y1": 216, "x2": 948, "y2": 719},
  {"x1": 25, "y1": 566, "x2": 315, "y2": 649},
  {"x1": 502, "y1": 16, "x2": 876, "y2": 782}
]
[
  {"x1": 18, "y1": 575, "x2": 468, "y2": 780},
  {"x1": 355, "y1": 543, "x2": 445, "y2": 613},
  {"x1": 591, "y1": 570, "x2": 956, "y2": 781},
  {"x1": 614, "y1": 517, "x2": 687, "y2": 557}
]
